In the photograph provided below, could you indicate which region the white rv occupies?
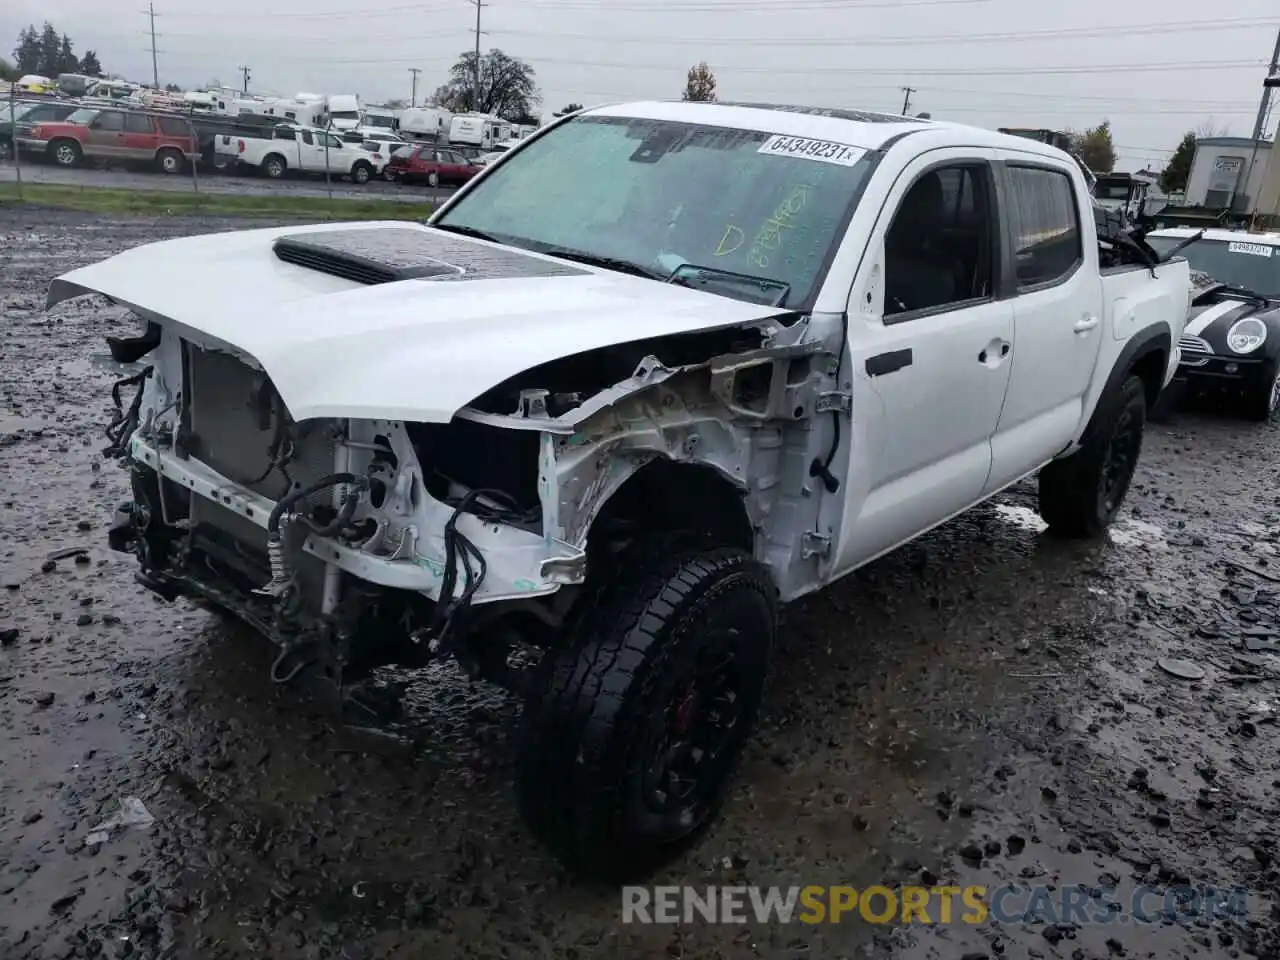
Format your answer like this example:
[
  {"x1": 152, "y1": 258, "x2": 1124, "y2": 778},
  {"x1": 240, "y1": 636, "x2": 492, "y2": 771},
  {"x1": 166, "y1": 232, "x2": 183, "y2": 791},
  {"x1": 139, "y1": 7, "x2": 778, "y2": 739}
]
[
  {"x1": 399, "y1": 107, "x2": 452, "y2": 141},
  {"x1": 325, "y1": 94, "x2": 361, "y2": 130},
  {"x1": 448, "y1": 113, "x2": 507, "y2": 149},
  {"x1": 360, "y1": 105, "x2": 399, "y2": 134}
]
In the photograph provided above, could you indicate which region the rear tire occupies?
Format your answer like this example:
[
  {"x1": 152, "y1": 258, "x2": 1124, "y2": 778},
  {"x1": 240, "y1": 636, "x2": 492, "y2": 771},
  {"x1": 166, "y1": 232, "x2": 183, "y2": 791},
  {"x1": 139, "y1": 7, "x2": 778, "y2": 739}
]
[
  {"x1": 261, "y1": 154, "x2": 286, "y2": 179},
  {"x1": 156, "y1": 147, "x2": 184, "y2": 175},
  {"x1": 50, "y1": 138, "x2": 81, "y2": 168},
  {"x1": 351, "y1": 161, "x2": 371, "y2": 184},
  {"x1": 1038, "y1": 373, "x2": 1147, "y2": 537},
  {"x1": 517, "y1": 546, "x2": 777, "y2": 881}
]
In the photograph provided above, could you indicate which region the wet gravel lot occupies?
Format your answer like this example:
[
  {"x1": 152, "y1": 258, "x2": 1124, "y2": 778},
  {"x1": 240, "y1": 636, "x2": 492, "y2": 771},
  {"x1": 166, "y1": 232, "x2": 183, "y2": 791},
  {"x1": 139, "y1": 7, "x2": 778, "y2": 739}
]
[{"x1": 4, "y1": 205, "x2": 1280, "y2": 960}]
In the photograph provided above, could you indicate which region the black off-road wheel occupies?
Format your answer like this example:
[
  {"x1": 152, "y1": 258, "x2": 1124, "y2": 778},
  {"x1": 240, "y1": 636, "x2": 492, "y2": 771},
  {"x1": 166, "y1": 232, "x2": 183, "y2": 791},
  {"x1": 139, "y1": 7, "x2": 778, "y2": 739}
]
[
  {"x1": 1038, "y1": 373, "x2": 1147, "y2": 537},
  {"x1": 516, "y1": 546, "x2": 777, "y2": 882}
]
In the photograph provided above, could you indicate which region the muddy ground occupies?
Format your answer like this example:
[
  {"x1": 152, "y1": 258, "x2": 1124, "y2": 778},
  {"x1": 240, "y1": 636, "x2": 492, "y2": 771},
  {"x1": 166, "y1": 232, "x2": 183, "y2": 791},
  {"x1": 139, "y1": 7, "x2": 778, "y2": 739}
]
[{"x1": 2, "y1": 205, "x2": 1280, "y2": 960}]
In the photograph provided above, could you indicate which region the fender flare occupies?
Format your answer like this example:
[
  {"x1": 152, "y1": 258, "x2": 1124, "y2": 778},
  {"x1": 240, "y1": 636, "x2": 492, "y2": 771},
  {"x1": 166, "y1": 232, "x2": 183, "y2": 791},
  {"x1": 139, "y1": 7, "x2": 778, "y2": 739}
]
[{"x1": 1085, "y1": 323, "x2": 1170, "y2": 438}]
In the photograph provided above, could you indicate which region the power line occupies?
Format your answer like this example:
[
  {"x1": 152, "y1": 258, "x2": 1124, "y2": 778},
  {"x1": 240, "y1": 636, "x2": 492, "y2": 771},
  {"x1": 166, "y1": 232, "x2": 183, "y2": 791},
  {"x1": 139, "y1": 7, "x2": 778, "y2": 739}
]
[
  {"x1": 156, "y1": 0, "x2": 991, "y2": 19},
  {"x1": 490, "y1": 16, "x2": 1278, "y2": 47}
]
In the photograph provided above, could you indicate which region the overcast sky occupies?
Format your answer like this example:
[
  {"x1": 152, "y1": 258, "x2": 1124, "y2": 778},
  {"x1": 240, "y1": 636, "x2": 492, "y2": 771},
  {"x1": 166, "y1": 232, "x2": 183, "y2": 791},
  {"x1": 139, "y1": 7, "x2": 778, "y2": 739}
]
[{"x1": 4, "y1": 0, "x2": 1277, "y2": 170}]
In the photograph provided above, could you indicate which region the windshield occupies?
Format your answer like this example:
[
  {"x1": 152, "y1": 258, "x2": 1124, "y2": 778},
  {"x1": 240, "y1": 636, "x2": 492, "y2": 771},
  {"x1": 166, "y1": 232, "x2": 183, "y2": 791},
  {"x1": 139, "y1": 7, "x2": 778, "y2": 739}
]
[
  {"x1": 1147, "y1": 237, "x2": 1280, "y2": 297},
  {"x1": 1095, "y1": 183, "x2": 1132, "y2": 200},
  {"x1": 433, "y1": 114, "x2": 873, "y2": 308},
  {"x1": 364, "y1": 114, "x2": 395, "y2": 129},
  {"x1": 65, "y1": 108, "x2": 98, "y2": 125}
]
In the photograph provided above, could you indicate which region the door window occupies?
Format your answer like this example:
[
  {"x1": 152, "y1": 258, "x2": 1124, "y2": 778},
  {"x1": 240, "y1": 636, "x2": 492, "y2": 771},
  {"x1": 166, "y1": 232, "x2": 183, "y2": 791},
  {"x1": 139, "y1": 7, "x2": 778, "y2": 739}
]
[
  {"x1": 883, "y1": 163, "x2": 996, "y2": 319},
  {"x1": 1004, "y1": 166, "x2": 1082, "y2": 288},
  {"x1": 123, "y1": 113, "x2": 153, "y2": 134},
  {"x1": 92, "y1": 112, "x2": 124, "y2": 131},
  {"x1": 157, "y1": 117, "x2": 188, "y2": 136},
  {"x1": 297, "y1": 130, "x2": 312, "y2": 145}
]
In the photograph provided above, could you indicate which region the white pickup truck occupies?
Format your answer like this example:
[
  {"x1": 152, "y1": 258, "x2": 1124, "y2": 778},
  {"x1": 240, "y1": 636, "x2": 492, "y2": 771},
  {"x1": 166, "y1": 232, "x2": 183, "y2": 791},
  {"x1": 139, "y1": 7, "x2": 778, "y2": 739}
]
[
  {"x1": 47, "y1": 100, "x2": 1190, "y2": 881},
  {"x1": 215, "y1": 123, "x2": 383, "y2": 183}
]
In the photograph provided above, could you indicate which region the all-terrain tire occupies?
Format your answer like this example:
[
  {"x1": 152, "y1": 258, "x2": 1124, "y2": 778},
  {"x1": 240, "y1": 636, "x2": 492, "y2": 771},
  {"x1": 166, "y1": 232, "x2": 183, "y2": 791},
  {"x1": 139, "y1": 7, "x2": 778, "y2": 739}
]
[
  {"x1": 516, "y1": 546, "x2": 777, "y2": 882},
  {"x1": 350, "y1": 161, "x2": 371, "y2": 184},
  {"x1": 1038, "y1": 373, "x2": 1147, "y2": 537}
]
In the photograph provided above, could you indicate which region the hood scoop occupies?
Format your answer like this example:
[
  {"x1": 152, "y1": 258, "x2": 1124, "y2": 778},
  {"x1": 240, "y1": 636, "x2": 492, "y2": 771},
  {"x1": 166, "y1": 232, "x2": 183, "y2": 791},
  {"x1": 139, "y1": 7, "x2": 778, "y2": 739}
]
[
  {"x1": 272, "y1": 225, "x2": 591, "y2": 286},
  {"x1": 273, "y1": 227, "x2": 466, "y2": 284}
]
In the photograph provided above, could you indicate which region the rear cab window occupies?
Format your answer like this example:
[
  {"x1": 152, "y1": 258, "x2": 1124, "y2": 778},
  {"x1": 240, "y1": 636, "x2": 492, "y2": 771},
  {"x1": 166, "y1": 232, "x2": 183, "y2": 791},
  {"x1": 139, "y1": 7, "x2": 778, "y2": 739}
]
[{"x1": 1002, "y1": 164, "x2": 1083, "y2": 288}]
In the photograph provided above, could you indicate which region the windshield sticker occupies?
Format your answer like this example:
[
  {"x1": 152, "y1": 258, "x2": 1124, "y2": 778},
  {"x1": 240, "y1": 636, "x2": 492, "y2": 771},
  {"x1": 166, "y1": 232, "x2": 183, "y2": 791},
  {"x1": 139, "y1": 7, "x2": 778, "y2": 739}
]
[
  {"x1": 1228, "y1": 241, "x2": 1274, "y2": 258},
  {"x1": 757, "y1": 135, "x2": 865, "y2": 167},
  {"x1": 749, "y1": 182, "x2": 812, "y2": 269}
]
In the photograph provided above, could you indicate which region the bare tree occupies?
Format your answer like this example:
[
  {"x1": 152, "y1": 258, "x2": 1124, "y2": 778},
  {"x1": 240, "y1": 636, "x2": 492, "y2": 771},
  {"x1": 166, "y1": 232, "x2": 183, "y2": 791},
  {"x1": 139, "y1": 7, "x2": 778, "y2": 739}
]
[
  {"x1": 1195, "y1": 118, "x2": 1231, "y2": 138},
  {"x1": 434, "y1": 49, "x2": 540, "y2": 119},
  {"x1": 682, "y1": 62, "x2": 717, "y2": 102}
]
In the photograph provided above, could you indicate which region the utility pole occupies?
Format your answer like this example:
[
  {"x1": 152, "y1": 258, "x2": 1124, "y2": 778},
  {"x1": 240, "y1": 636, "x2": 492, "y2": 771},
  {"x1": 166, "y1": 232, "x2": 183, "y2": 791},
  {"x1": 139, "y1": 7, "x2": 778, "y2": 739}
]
[
  {"x1": 238, "y1": 65, "x2": 250, "y2": 94},
  {"x1": 468, "y1": 0, "x2": 486, "y2": 112},
  {"x1": 900, "y1": 86, "x2": 916, "y2": 116},
  {"x1": 145, "y1": 2, "x2": 159, "y2": 88},
  {"x1": 408, "y1": 67, "x2": 421, "y2": 107},
  {"x1": 1251, "y1": 25, "x2": 1280, "y2": 141}
]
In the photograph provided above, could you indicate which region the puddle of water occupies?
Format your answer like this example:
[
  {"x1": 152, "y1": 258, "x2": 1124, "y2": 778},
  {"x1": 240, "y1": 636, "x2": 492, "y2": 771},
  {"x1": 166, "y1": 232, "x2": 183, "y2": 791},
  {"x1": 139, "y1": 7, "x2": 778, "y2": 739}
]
[
  {"x1": 1109, "y1": 517, "x2": 1167, "y2": 549},
  {"x1": 993, "y1": 504, "x2": 1048, "y2": 532},
  {"x1": 0, "y1": 413, "x2": 48, "y2": 433}
]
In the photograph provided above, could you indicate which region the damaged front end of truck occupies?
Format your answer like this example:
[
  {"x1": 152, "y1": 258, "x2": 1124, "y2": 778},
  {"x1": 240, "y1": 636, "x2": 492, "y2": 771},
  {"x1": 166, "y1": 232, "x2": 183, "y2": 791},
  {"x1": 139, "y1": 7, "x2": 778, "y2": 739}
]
[{"x1": 46, "y1": 223, "x2": 837, "y2": 715}]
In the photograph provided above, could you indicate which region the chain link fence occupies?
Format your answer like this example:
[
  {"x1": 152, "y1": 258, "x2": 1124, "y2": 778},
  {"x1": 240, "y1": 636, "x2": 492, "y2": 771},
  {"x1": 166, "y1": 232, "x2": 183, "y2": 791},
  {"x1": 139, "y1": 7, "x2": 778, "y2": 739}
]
[{"x1": 2, "y1": 84, "x2": 446, "y2": 218}]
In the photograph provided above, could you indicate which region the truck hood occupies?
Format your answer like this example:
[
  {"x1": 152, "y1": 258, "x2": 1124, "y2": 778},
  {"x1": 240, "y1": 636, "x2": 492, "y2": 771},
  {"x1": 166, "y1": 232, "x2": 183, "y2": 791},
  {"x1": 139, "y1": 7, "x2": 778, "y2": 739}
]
[{"x1": 47, "y1": 220, "x2": 792, "y2": 423}]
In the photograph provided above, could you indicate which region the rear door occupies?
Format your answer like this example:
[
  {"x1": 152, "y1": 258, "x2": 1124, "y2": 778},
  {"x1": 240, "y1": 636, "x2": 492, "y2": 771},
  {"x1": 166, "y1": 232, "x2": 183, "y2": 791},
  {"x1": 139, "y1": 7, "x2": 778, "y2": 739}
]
[
  {"x1": 833, "y1": 149, "x2": 1017, "y2": 572},
  {"x1": 120, "y1": 112, "x2": 156, "y2": 160},
  {"x1": 986, "y1": 157, "x2": 1104, "y2": 492},
  {"x1": 84, "y1": 110, "x2": 125, "y2": 158}
]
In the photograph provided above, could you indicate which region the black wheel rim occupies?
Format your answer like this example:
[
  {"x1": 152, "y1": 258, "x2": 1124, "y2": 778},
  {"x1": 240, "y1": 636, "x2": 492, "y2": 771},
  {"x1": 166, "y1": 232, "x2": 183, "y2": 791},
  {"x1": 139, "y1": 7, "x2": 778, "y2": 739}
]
[
  {"x1": 640, "y1": 627, "x2": 743, "y2": 829},
  {"x1": 1099, "y1": 403, "x2": 1142, "y2": 515}
]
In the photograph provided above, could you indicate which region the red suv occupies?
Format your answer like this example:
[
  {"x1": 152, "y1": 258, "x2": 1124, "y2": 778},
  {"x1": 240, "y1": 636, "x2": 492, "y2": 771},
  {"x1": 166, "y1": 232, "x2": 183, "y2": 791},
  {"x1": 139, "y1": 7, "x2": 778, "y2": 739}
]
[
  {"x1": 19, "y1": 107, "x2": 198, "y2": 174},
  {"x1": 385, "y1": 144, "x2": 480, "y2": 187}
]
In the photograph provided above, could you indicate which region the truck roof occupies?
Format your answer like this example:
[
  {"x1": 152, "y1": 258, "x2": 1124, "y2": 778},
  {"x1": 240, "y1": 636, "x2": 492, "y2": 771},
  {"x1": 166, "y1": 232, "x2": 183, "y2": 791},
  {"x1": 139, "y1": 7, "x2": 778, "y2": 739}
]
[
  {"x1": 1148, "y1": 227, "x2": 1280, "y2": 246},
  {"x1": 580, "y1": 100, "x2": 1076, "y2": 160}
]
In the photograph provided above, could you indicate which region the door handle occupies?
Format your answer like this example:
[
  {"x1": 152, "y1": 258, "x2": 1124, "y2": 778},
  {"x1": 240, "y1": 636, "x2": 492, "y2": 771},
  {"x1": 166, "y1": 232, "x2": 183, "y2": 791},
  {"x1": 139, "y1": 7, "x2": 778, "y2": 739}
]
[
  {"x1": 978, "y1": 342, "x2": 1012, "y2": 363},
  {"x1": 866, "y1": 348, "x2": 912, "y2": 377},
  {"x1": 1074, "y1": 316, "x2": 1100, "y2": 333}
]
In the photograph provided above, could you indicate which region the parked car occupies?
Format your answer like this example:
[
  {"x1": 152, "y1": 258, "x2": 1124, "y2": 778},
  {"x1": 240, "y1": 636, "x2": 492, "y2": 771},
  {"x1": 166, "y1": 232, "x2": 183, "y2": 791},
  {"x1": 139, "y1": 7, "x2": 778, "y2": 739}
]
[
  {"x1": 47, "y1": 100, "x2": 1191, "y2": 882},
  {"x1": 1146, "y1": 228, "x2": 1280, "y2": 419},
  {"x1": 216, "y1": 124, "x2": 382, "y2": 183},
  {"x1": 1, "y1": 99, "x2": 80, "y2": 160},
  {"x1": 358, "y1": 138, "x2": 401, "y2": 180},
  {"x1": 19, "y1": 107, "x2": 198, "y2": 173},
  {"x1": 384, "y1": 143, "x2": 479, "y2": 187},
  {"x1": 474, "y1": 140, "x2": 514, "y2": 167}
]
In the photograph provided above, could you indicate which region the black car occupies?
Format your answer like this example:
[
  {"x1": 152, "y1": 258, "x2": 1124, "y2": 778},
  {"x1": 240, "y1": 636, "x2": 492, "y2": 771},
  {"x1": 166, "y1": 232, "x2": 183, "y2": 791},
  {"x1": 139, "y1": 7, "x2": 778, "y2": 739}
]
[
  {"x1": 1, "y1": 99, "x2": 79, "y2": 160},
  {"x1": 1146, "y1": 229, "x2": 1280, "y2": 420}
]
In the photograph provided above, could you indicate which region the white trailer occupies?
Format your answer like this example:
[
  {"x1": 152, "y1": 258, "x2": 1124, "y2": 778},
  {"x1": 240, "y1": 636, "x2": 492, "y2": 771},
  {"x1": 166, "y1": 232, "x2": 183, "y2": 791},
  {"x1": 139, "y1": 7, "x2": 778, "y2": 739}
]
[
  {"x1": 448, "y1": 113, "x2": 505, "y2": 149},
  {"x1": 399, "y1": 107, "x2": 452, "y2": 141}
]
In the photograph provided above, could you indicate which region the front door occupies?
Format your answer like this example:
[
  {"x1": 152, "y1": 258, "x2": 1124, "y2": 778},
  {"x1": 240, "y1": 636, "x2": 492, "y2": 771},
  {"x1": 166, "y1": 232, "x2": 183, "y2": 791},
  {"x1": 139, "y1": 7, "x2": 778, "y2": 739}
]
[
  {"x1": 986, "y1": 156, "x2": 1103, "y2": 492},
  {"x1": 833, "y1": 150, "x2": 1016, "y2": 573}
]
